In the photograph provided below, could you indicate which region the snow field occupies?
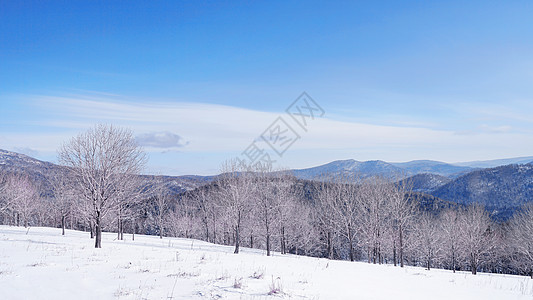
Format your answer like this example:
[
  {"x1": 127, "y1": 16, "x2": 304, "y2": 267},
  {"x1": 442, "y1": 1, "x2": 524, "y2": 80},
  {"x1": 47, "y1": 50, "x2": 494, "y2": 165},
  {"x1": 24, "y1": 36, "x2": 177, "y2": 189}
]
[{"x1": 0, "y1": 225, "x2": 532, "y2": 299}]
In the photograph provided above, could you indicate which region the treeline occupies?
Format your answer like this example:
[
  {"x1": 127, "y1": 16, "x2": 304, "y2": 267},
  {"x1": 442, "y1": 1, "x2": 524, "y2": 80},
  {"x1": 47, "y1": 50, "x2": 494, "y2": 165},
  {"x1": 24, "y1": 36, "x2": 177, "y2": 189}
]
[
  {"x1": 169, "y1": 167, "x2": 533, "y2": 277},
  {"x1": 2, "y1": 162, "x2": 533, "y2": 278}
]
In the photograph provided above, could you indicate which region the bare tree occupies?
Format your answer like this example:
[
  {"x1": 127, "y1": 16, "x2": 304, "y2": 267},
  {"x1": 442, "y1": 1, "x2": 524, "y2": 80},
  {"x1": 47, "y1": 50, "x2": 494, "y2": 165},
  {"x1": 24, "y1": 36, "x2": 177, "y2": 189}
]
[
  {"x1": 282, "y1": 190, "x2": 317, "y2": 256},
  {"x1": 0, "y1": 169, "x2": 9, "y2": 215},
  {"x1": 438, "y1": 207, "x2": 461, "y2": 273},
  {"x1": 325, "y1": 174, "x2": 360, "y2": 261},
  {"x1": 58, "y1": 124, "x2": 146, "y2": 248},
  {"x1": 3, "y1": 173, "x2": 39, "y2": 227},
  {"x1": 357, "y1": 177, "x2": 388, "y2": 264},
  {"x1": 315, "y1": 178, "x2": 340, "y2": 259},
  {"x1": 150, "y1": 177, "x2": 172, "y2": 239},
  {"x1": 114, "y1": 175, "x2": 145, "y2": 240},
  {"x1": 253, "y1": 171, "x2": 288, "y2": 256},
  {"x1": 277, "y1": 174, "x2": 305, "y2": 255},
  {"x1": 189, "y1": 184, "x2": 217, "y2": 243},
  {"x1": 216, "y1": 159, "x2": 255, "y2": 254},
  {"x1": 458, "y1": 204, "x2": 494, "y2": 275},
  {"x1": 415, "y1": 212, "x2": 442, "y2": 270},
  {"x1": 386, "y1": 179, "x2": 416, "y2": 267},
  {"x1": 48, "y1": 173, "x2": 75, "y2": 235},
  {"x1": 166, "y1": 194, "x2": 202, "y2": 239},
  {"x1": 510, "y1": 203, "x2": 533, "y2": 278}
]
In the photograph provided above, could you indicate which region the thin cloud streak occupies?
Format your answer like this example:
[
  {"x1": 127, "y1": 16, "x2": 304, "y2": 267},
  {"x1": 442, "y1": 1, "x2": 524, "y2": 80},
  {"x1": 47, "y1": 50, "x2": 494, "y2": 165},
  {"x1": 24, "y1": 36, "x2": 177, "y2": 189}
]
[{"x1": 2, "y1": 93, "x2": 532, "y2": 175}]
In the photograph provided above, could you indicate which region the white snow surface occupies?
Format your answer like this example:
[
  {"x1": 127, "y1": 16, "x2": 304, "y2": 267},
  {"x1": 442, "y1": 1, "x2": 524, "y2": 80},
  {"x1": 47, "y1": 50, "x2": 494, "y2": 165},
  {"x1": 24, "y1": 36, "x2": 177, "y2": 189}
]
[{"x1": 0, "y1": 226, "x2": 532, "y2": 300}]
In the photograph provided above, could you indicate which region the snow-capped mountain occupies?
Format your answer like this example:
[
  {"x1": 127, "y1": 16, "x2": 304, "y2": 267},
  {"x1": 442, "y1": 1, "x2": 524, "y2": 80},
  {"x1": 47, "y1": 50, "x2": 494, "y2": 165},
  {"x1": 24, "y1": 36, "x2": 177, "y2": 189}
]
[
  {"x1": 291, "y1": 159, "x2": 473, "y2": 181},
  {"x1": 0, "y1": 149, "x2": 209, "y2": 195},
  {"x1": 0, "y1": 149, "x2": 56, "y2": 170},
  {"x1": 291, "y1": 159, "x2": 407, "y2": 180},
  {"x1": 390, "y1": 160, "x2": 472, "y2": 178}
]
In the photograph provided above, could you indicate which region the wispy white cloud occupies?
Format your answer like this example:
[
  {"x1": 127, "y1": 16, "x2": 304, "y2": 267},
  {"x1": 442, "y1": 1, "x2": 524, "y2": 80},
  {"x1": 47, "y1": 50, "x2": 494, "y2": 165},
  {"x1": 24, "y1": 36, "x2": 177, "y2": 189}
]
[{"x1": 2, "y1": 92, "x2": 533, "y2": 175}]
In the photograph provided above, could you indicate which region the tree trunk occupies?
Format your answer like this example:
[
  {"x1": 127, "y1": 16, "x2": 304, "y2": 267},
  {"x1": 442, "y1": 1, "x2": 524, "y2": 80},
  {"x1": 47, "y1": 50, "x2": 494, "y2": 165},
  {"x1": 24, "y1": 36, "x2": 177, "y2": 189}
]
[
  {"x1": 327, "y1": 231, "x2": 333, "y2": 259},
  {"x1": 89, "y1": 221, "x2": 94, "y2": 239},
  {"x1": 452, "y1": 248, "x2": 456, "y2": 273},
  {"x1": 132, "y1": 218, "x2": 136, "y2": 241},
  {"x1": 281, "y1": 227, "x2": 286, "y2": 255},
  {"x1": 471, "y1": 254, "x2": 477, "y2": 275},
  {"x1": 61, "y1": 215, "x2": 65, "y2": 235},
  {"x1": 212, "y1": 216, "x2": 217, "y2": 244},
  {"x1": 234, "y1": 225, "x2": 240, "y2": 254},
  {"x1": 399, "y1": 225, "x2": 404, "y2": 268},
  {"x1": 379, "y1": 244, "x2": 383, "y2": 264},
  {"x1": 117, "y1": 217, "x2": 122, "y2": 240},
  {"x1": 95, "y1": 211, "x2": 102, "y2": 248},
  {"x1": 348, "y1": 231, "x2": 354, "y2": 261},
  {"x1": 266, "y1": 233, "x2": 271, "y2": 256},
  {"x1": 393, "y1": 239, "x2": 397, "y2": 267},
  {"x1": 205, "y1": 219, "x2": 209, "y2": 242},
  {"x1": 119, "y1": 220, "x2": 123, "y2": 240},
  {"x1": 159, "y1": 215, "x2": 163, "y2": 239},
  {"x1": 427, "y1": 251, "x2": 431, "y2": 270}
]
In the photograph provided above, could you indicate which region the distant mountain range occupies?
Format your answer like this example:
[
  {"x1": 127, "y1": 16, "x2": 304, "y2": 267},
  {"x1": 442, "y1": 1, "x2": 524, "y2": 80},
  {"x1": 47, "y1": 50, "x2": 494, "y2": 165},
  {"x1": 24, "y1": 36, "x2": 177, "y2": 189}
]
[
  {"x1": 291, "y1": 159, "x2": 475, "y2": 180},
  {"x1": 0, "y1": 149, "x2": 210, "y2": 195},
  {"x1": 2, "y1": 149, "x2": 533, "y2": 219},
  {"x1": 454, "y1": 156, "x2": 533, "y2": 168}
]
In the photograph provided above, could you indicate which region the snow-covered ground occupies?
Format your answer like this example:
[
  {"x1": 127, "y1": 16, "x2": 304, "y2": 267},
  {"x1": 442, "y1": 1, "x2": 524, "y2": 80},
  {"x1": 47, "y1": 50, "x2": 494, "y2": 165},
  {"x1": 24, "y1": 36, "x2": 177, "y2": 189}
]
[{"x1": 0, "y1": 226, "x2": 532, "y2": 300}]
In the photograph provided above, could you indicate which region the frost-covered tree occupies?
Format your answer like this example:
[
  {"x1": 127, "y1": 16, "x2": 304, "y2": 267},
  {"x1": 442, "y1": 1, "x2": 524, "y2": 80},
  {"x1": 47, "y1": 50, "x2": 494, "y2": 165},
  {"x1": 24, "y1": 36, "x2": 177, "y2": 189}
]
[
  {"x1": 3, "y1": 174, "x2": 39, "y2": 227},
  {"x1": 59, "y1": 124, "x2": 146, "y2": 248},
  {"x1": 315, "y1": 180, "x2": 340, "y2": 259},
  {"x1": 191, "y1": 185, "x2": 217, "y2": 243},
  {"x1": 216, "y1": 159, "x2": 255, "y2": 254},
  {"x1": 438, "y1": 208, "x2": 461, "y2": 272},
  {"x1": 415, "y1": 212, "x2": 442, "y2": 270},
  {"x1": 386, "y1": 179, "x2": 416, "y2": 267},
  {"x1": 254, "y1": 171, "x2": 284, "y2": 256},
  {"x1": 48, "y1": 173, "x2": 75, "y2": 235},
  {"x1": 326, "y1": 175, "x2": 360, "y2": 261},
  {"x1": 458, "y1": 204, "x2": 494, "y2": 275},
  {"x1": 150, "y1": 177, "x2": 172, "y2": 239},
  {"x1": 357, "y1": 178, "x2": 389, "y2": 264},
  {"x1": 510, "y1": 203, "x2": 533, "y2": 278}
]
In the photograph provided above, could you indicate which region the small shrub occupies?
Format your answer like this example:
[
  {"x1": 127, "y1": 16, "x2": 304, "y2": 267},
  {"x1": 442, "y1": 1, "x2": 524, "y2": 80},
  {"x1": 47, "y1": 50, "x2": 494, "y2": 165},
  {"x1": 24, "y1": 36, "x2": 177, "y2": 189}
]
[
  {"x1": 233, "y1": 277, "x2": 244, "y2": 289},
  {"x1": 268, "y1": 276, "x2": 283, "y2": 295},
  {"x1": 167, "y1": 271, "x2": 199, "y2": 278},
  {"x1": 251, "y1": 268, "x2": 265, "y2": 279}
]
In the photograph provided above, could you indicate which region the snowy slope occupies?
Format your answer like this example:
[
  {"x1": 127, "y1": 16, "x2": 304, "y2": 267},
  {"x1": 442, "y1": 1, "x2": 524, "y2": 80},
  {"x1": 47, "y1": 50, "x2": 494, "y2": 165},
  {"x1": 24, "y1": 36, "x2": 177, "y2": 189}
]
[{"x1": 1, "y1": 226, "x2": 532, "y2": 300}]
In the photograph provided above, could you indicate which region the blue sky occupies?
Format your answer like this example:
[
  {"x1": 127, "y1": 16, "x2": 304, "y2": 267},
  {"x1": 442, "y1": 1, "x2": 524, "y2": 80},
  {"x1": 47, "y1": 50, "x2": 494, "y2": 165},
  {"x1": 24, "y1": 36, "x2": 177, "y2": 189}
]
[{"x1": 1, "y1": 1, "x2": 533, "y2": 175}]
